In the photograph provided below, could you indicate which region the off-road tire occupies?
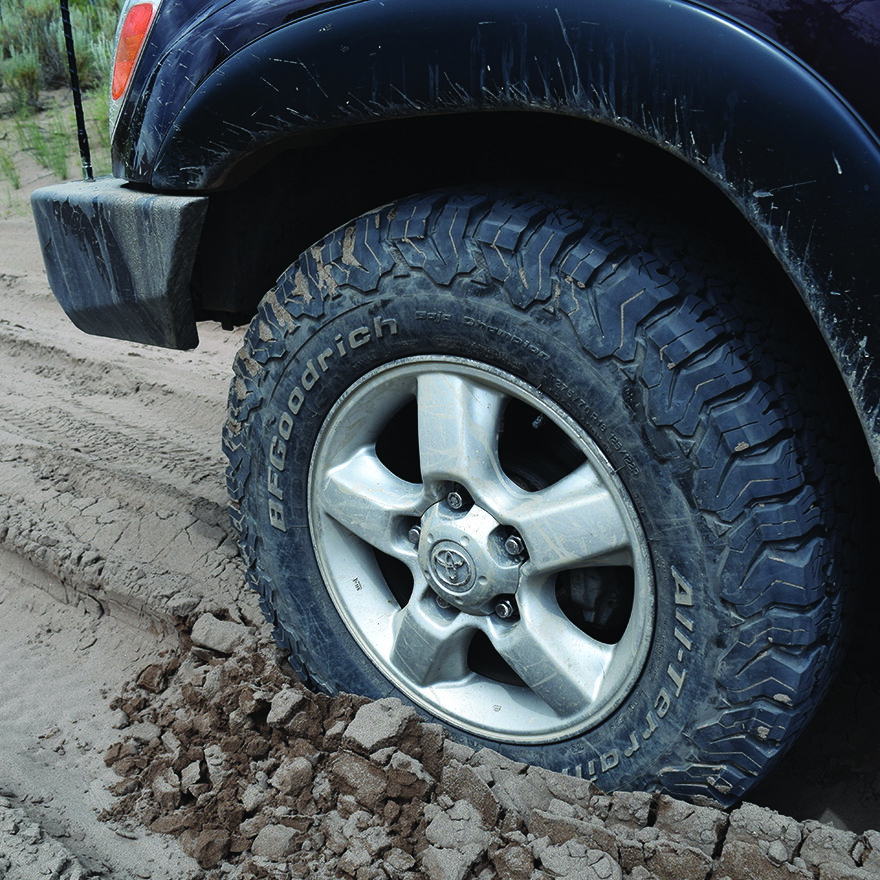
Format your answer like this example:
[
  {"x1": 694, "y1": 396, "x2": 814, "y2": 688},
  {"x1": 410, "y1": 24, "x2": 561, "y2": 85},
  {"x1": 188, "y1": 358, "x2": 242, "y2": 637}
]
[{"x1": 223, "y1": 186, "x2": 855, "y2": 803}]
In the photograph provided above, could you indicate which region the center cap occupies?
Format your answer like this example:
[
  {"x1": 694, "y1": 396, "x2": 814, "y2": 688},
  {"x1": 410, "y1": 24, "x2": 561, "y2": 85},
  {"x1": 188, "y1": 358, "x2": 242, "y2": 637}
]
[
  {"x1": 418, "y1": 500, "x2": 522, "y2": 612},
  {"x1": 429, "y1": 541, "x2": 476, "y2": 594}
]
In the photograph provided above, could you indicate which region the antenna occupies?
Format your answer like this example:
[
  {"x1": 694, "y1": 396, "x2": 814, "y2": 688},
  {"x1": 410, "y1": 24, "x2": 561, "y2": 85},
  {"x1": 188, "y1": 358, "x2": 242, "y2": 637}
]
[{"x1": 59, "y1": 0, "x2": 94, "y2": 182}]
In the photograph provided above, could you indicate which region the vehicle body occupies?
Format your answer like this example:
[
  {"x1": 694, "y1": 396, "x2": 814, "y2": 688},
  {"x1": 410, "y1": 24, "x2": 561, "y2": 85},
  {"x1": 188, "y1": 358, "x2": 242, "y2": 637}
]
[{"x1": 31, "y1": 0, "x2": 880, "y2": 804}]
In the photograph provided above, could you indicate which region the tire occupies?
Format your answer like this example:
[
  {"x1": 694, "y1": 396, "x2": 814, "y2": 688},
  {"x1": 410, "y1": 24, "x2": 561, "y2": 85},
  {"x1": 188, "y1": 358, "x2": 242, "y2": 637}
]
[{"x1": 223, "y1": 186, "x2": 854, "y2": 804}]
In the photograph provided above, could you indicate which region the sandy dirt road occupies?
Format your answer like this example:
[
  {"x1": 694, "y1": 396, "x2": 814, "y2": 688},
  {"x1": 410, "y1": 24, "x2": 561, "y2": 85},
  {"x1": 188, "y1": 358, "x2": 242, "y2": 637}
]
[
  {"x1": 0, "y1": 205, "x2": 256, "y2": 877},
  {"x1": 2, "y1": 180, "x2": 880, "y2": 877}
]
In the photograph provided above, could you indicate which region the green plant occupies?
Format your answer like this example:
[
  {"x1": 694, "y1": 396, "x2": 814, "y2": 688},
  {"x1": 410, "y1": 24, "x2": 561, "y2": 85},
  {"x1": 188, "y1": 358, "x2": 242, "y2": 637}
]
[
  {"x1": 0, "y1": 0, "x2": 65, "y2": 92},
  {"x1": 87, "y1": 90, "x2": 111, "y2": 155},
  {"x1": 0, "y1": 147, "x2": 21, "y2": 188},
  {"x1": 15, "y1": 108, "x2": 68, "y2": 178},
  {"x1": 0, "y1": 0, "x2": 119, "y2": 102},
  {"x1": 46, "y1": 109, "x2": 68, "y2": 178},
  {"x1": 1, "y1": 50, "x2": 42, "y2": 112},
  {"x1": 67, "y1": 5, "x2": 118, "y2": 90}
]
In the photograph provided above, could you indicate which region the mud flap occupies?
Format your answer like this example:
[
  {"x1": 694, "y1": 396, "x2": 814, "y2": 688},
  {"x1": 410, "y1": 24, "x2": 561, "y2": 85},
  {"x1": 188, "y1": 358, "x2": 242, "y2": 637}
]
[{"x1": 31, "y1": 178, "x2": 208, "y2": 350}]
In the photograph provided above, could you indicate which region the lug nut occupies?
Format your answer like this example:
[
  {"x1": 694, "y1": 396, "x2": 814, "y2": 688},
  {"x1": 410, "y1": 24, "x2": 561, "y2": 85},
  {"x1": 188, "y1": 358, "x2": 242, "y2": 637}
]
[
  {"x1": 504, "y1": 534, "x2": 525, "y2": 556},
  {"x1": 435, "y1": 596, "x2": 451, "y2": 610},
  {"x1": 408, "y1": 525, "x2": 422, "y2": 545},
  {"x1": 447, "y1": 491, "x2": 464, "y2": 510},
  {"x1": 494, "y1": 599, "x2": 516, "y2": 619}
]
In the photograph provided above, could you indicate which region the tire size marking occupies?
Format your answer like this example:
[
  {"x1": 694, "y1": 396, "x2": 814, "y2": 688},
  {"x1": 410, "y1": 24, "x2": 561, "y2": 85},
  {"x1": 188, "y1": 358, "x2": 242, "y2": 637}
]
[
  {"x1": 542, "y1": 375, "x2": 641, "y2": 478},
  {"x1": 265, "y1": 316, "x2": 399, "y2": 532},
  {"x1": 562, "y1": 566, "x2": 695, "y2": 783}
]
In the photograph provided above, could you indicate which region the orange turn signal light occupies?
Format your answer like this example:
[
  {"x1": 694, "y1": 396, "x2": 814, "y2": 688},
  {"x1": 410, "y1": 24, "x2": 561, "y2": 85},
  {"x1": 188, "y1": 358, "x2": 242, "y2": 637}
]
[{"x1": 111, "y1": 3, "x2": 155, "y2": 101}]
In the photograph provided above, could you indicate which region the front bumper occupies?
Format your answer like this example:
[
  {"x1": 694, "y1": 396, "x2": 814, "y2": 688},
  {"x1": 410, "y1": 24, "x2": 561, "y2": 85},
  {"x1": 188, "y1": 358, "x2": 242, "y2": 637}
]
[{"x1": 31, "y1": 178, "x2": 208, "y2": 350}]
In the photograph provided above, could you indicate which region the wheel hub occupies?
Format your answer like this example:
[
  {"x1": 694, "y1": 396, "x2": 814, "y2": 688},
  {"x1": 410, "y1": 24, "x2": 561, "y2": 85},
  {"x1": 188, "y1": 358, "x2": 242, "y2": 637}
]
[{"x1": 418, "y1": 500, "x2": 521, "y2": 613}]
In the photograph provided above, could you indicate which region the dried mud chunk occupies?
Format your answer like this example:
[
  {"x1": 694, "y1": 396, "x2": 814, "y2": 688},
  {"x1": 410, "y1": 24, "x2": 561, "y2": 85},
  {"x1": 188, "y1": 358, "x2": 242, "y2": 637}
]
[
  {"x1": 491, "y1": 843, "x2": 535, "y2": 880},
  {"x1": 800, "y1": 821, "x2": 863, "y2": 876},
  {"x1": 243, "y1": 733, "x2": 271, "y2": 759},
  {"x1": 642, "y1": 838, "x2": 712, "y2": 880},
  {"x1": 394, "y1": 800, "x2": 425, "y2": 837},
  {"x1": 716, "y1": 802, "x2": 808, "y2": 880},
  {"x1": 179, "y1": 760, "x2": 202, "y2": 793},
  {"x1": 440, "y1": 760, "x2": 499, "y2": 827},
  {"x1": 109, "y1": 778, "x2": 139, "y2": 796},
  {"x1": 330, "y1": 752, "x2": 388, "y2": 811},
  {"x1": 418, "y1": 722, "x2": 448, "y2": 779},
  {"x1": 190, "y1": 613, "x2": 249, "y2": 654},
  {"x1": 322, "y1": 718, "x2": 348, "y2": 750},
  {"x1": 607, "y1": 790, "x2": 653, "y2": 832},
  {"x1": 270, "y1": 757, "x2": 314, "y2": 796},
  {"x1": 653, "y1": 795, "x2": 726, "y2": 856},
  {"x1": 182, "y1": 828, "x2": 231, "y2": 869},
  {"x1": 239, "y1": 813, "x2": 270, "y2": 840},
  {"x1": 527, "y1": 811, "x2": 620, "y2": 855},
  {"x1": 267, "y1": 687, "x2": 306, "y2": 726},
  {"x1": 151, "y1": 767, "x2": 181, "y2": 810},
  {"x1": 136, "y1": 664, "x2": 168, "y2": 693},
  {"x1": 532, "y1": 838, "x2": 622, "y2": 880},
  {"x1": 150, "y1": 812, "x2": 192, "y2": 834},
  {"x1": 112, "y1": 757, "x2": 140, "y2": 777},
  {"x1": 490, "y1": 765, "x2": 552, "y2": 822},
  {"x1": 338, "y1": 838, "x2": 372, "y2": 875},
  {"x1": 128, "y1": 721, "x2": 161, "y2": 744},
  {"x1": 342, "y1": 697, "x2": 420, "y2": 754},
  {"x1": 239, "y1": 686, "x2": 272, "y2": 715},
  {"x1": 221, "y1": 734, "x2": 243, "y2": 755},
  {"x1": 204, "y1": 743, "x2": 229, "y2": 788},
  {"x1": 385, "y1": 752, "x2": 435, "y2": 800},
  {"x1": 424, "y1": 799, "x2": 491, "y2": 864},
  {"x1": 104, "y1": 742, "x2": 135, "y2": 767},
  {"x1": 385, "y1": 847, "x2": 417, "y2": 873},
  {"x1": 420, "y1": 845, "x2": 477, "y2": 880}
]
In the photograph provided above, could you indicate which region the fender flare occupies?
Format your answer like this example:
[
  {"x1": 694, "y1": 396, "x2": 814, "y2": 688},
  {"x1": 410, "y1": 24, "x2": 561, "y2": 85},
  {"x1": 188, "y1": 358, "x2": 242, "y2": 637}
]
[{"x1": 142, "y1": 0, "x2": 880, "y2": 464}]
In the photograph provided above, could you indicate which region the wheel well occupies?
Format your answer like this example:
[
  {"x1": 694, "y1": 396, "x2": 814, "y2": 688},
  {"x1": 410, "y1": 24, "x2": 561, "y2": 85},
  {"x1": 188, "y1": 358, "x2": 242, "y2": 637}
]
[
  {"x1": 191, "y1": 110, "x2": 773, "y2": 321},
  {"x1": 192, "y1": 108, "x2": 872, "y2": 490}
]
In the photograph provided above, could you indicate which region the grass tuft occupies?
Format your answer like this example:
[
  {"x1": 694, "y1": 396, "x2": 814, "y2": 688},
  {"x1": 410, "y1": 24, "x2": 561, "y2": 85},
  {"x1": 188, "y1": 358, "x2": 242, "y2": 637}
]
[
  {"x1": 15, "y1": 109, "x2": 69, "y2": 179},
  {"x1": 0, "y1": 0, "x2": 119, "y2": 104},
  {"x1": 0, "y1": 146, "x2": 21, "y2": 188}
]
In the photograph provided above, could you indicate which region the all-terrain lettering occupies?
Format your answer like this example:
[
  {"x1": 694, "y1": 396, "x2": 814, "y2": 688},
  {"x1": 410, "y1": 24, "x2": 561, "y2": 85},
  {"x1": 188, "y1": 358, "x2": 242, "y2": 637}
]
[
  {"x1": 415, "y1": 310, "x2": 451, "y2": 323},
  {"x1": 562, "y1": 569, "x2": 697, "y2": 782},
  {"x1": 462, "y1": 315, "x2": 550, "y2": 360}
]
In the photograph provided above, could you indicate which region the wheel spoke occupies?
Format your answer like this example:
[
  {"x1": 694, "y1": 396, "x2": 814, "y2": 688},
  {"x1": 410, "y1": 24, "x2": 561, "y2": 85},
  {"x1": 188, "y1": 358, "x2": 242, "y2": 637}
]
[
  {"x1": 492, "y1": 587, "x2": 614, "y2": 717},
  {"x1": 416, "y1": 372, "x2": 507, "y2": 493},
  {"x1": 389, "y1": 593, "x2": 475, "y2": 686},
  {"x1": 507, "y1": 462, "x2": 632, "y2": 574},
  {"x1": 317, "y1": 446, "x2": 424, "y2": 555}
]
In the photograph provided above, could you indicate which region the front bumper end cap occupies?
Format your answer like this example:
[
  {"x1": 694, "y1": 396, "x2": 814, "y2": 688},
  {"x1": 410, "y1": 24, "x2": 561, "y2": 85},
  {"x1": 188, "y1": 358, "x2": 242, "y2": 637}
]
[{"x1": 31, "y1": 177, "x2": 208, "y2": 350}]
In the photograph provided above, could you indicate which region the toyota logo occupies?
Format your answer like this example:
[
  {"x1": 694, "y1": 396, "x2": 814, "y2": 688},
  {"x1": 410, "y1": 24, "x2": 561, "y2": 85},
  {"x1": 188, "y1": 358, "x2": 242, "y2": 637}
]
[{"x1": 430, "y1": 544, "x2": 475, "y2": 592}]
